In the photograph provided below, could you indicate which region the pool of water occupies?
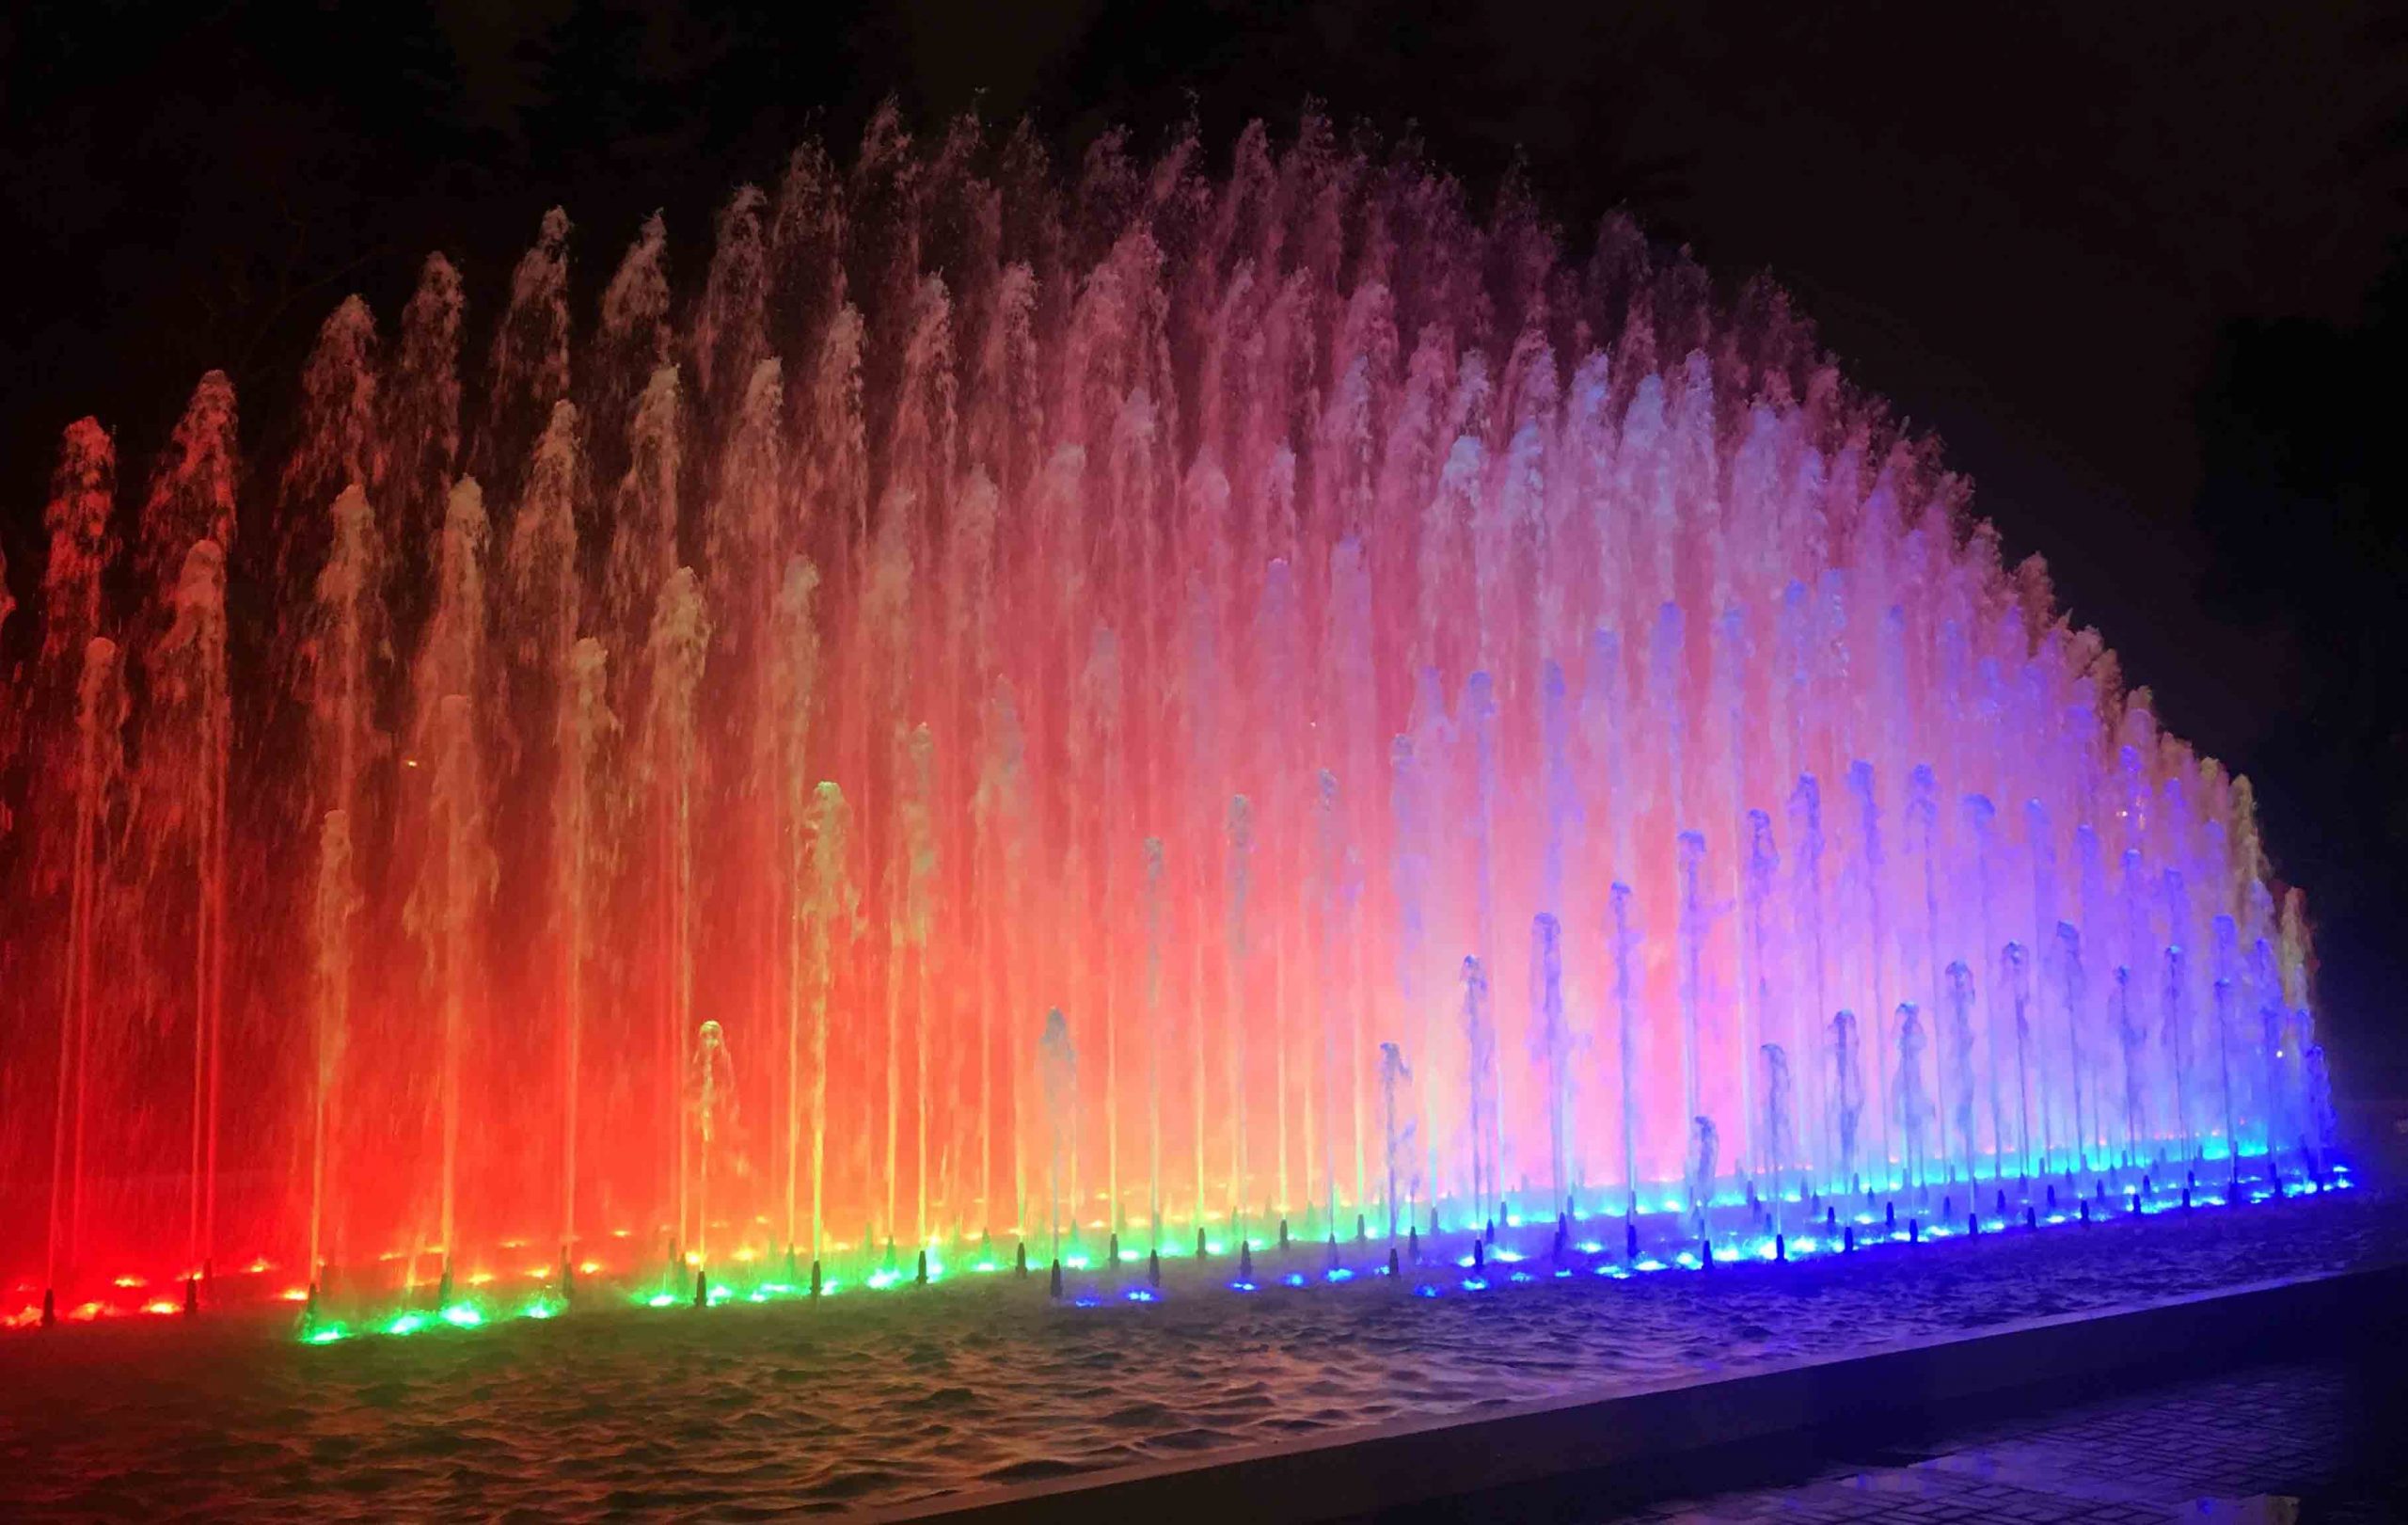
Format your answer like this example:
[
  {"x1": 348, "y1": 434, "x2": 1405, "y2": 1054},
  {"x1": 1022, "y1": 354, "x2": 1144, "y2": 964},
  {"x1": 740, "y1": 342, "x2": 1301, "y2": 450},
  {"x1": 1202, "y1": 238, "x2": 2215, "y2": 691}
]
[{"x1": 2, "y1": 1189, "x2": 2399, "y2": 1518}]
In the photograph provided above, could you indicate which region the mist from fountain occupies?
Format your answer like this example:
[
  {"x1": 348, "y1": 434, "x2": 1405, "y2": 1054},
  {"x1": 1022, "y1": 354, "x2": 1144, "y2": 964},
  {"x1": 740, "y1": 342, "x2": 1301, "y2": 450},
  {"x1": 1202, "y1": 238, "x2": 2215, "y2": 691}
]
[{"x1": 0, "y1": 109, "x2": 2336, "y2": 1315}]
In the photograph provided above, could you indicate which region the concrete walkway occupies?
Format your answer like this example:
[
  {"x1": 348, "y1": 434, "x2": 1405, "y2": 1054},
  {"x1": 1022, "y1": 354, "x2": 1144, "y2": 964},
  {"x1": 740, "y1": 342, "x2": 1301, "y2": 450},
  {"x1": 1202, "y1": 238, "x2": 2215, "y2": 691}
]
[{"x1": 1598, "y1": 1359, "x2": 2405, "y2": 1523}]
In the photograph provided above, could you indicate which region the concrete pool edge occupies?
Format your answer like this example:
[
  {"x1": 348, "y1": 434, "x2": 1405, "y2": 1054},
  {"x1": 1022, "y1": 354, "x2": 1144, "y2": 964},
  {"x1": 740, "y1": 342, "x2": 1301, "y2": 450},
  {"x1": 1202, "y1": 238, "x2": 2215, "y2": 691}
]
[{"x1": 885, "y1": 1259, "x2": 2408, "y2": 1523}]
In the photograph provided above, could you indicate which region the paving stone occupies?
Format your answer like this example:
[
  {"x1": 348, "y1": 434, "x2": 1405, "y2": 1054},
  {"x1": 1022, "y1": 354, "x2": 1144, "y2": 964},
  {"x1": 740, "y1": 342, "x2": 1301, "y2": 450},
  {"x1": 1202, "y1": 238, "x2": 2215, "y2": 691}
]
[{"x1": 1583, "y1": 1358, "x2": 2401, "y2": 1524}]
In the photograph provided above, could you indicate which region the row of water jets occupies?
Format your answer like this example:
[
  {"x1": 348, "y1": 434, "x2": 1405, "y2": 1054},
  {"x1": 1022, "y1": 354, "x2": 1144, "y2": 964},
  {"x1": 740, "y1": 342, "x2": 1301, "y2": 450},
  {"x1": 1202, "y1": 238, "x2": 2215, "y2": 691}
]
[{"x1": 0, "y1": 109, "x2": 2336, "y2": 1324}]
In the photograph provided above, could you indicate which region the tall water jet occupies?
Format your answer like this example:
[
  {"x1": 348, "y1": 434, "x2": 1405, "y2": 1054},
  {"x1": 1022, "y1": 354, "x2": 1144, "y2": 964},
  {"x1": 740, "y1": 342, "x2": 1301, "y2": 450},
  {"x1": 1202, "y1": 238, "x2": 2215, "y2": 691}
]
[
  {"x1": 1944, "y1": 961, "x2": 1978, "y2": 1183},
  {"x1": 2055, "y1": 922, "x2": 2089, "y2": 1170},
  {"x1": 800, "y1": 783, "x2": 855, "y2": 1267},
  {"x1": 1379, "y1": 1041, "x2": 1413, "y2": 1237},
  {"x1": 1676, "y1": 830, "x2": 1708, "y2": 1199},
  {"x1": 303, "y1": 484, "x2": 382, "y2": 1276},
  {"x1": 1038, "y1": 1008, "x2": 1076, "y2": 1262},
  {"x1": 308, "y1": 810, "x2": 356, "y2": 1279},
  {"x1": 643, "y1": 568, "x2": 709, "y2": 1255},
  {"x1": 690, "y1": 1021, "x2": 736, "y2": 1263},
  {"x1": 150, "y1": 542, "x2": 231, "y2": 1271},
  {"x1": 2113, "y1": 964, "x2": 2147, "y2": 1164},
  {"x1": 1894, "y1": 1003, "x2": 1929, "y2": 1186},
  {"x1": 1460, "y1": 955, "x2": 1496, "y2": 1225},
  {"x1": 1830, "y1": 1008, "x2": 1862, "y2": 1189},
  {"x1": 1760, "y1": 1043, "x2": 1793, "y2": 1223},
  {"x1": 1531, "y1": 913, "x2": 1572, "y2": 1216},
  {"x1": 554, "y1": 639, "x2": 614, "y2": 1254},
  {"x1": 1609, "y1": 883, "x2": 1640, "y2": 1214},
  {"x1": 404, "y1": 480, "x2": 495, "y2": 1274},
  {"x1": 1741, "y1": 811, "x2": 1779, "y2": 1183},
  {"x1": 1907, "y1": 767, "x2": 1942, "y2": 1173},
  {"x1": 1847, "y1": 762, "x2": 1890, "y2": 1186},
  {"x1": 48, "y1": 638, "x2": 127, "y2": 1292},
  {"x1": 2004, "y1": 942, "x2": 2036, "y2": 1175}
]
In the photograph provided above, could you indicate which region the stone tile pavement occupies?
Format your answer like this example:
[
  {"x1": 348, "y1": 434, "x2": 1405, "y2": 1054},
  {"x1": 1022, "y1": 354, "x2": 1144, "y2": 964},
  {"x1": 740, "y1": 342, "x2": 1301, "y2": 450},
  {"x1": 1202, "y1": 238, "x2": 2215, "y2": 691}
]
[{"x1": 1595, "y1": 1361, "x2": 2408, "y2": 1524}]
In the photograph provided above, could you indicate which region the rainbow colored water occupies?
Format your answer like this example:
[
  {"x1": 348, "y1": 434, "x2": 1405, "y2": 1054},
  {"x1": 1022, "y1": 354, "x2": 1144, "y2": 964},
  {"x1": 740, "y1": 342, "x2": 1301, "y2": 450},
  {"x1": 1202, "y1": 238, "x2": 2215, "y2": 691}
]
[{"x1": 0, "y1": 111, "x2": 2339, "y2": 1327}]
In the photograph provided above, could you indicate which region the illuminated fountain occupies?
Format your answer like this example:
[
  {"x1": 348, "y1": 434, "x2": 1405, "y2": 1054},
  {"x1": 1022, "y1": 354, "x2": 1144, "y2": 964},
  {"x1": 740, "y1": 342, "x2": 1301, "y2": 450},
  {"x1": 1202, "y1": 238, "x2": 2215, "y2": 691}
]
[{"x1": 0, "y1": 110, "x2": 2343, "y2": 1334}]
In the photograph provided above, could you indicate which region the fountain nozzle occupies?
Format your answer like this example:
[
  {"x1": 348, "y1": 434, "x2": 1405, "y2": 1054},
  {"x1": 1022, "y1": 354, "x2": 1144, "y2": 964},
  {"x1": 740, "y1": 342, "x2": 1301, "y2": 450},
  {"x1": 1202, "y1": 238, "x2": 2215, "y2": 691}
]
[
  {"x1": 183, "y1": 1274, "x2": 199, "y2": 1317},
  {"x1": 40, "y1": 1289, "x2": 55, "y2": 1328},
  {"x1": 916, "y1": 1248, "x2": 928, "y2": 1286},
  {"x1": 1148, "y1": 1250, "x2": 1161, "y2": 1288},
  {"x1": 693, "y1": 1268, "x2": 707, "y2": 1308},
  {"x1": 811, "y1": 1259, "x2": 823, "y2": 1297},
  {"x1": 1049, "y1": 1259, "x2": 1063, "y2": 1299}
]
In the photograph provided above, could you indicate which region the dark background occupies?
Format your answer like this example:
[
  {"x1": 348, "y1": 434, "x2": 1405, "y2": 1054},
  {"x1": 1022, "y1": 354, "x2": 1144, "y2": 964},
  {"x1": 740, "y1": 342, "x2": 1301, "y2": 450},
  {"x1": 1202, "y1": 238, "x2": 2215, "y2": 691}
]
[{"x1": 3, "y1": 1, "x2": 2403, "y2": 1091}]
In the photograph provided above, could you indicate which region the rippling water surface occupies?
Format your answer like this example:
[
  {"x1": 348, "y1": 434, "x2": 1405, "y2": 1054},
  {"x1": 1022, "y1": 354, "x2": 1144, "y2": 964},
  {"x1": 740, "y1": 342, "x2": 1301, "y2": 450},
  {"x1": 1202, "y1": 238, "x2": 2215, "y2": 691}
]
[{"x1": 3, "y1": 1193, "x2": 2399, "y2": 1519}]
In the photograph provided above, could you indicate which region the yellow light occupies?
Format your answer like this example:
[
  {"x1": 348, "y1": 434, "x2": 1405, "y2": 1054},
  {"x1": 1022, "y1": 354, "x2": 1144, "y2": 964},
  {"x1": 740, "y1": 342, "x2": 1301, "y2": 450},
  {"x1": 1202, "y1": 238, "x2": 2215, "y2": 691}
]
[
  {"x1": 279, "y1": 1287, "x2": 310, "y2": 1302},
  {"x1": 113, "y1": 1274, "x2": 148, "y2": 1289},
  {"x1": 143, "y1": 1299, "x2": 180, "y2": 1316},
  {"x1": 467, "y1": 1271, "x2": 496, "y2": 1286},
  {"x1": 578, "y1": 1260, "x2": 603, "y2": 1276}
]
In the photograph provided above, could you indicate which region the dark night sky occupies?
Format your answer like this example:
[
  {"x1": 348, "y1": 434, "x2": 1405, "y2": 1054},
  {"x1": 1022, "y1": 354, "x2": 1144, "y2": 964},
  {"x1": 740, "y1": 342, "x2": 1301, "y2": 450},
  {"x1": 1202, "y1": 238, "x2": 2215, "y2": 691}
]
[{"x1": 3, "y1": 2, "x2": 2404, "y2": 1081}]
